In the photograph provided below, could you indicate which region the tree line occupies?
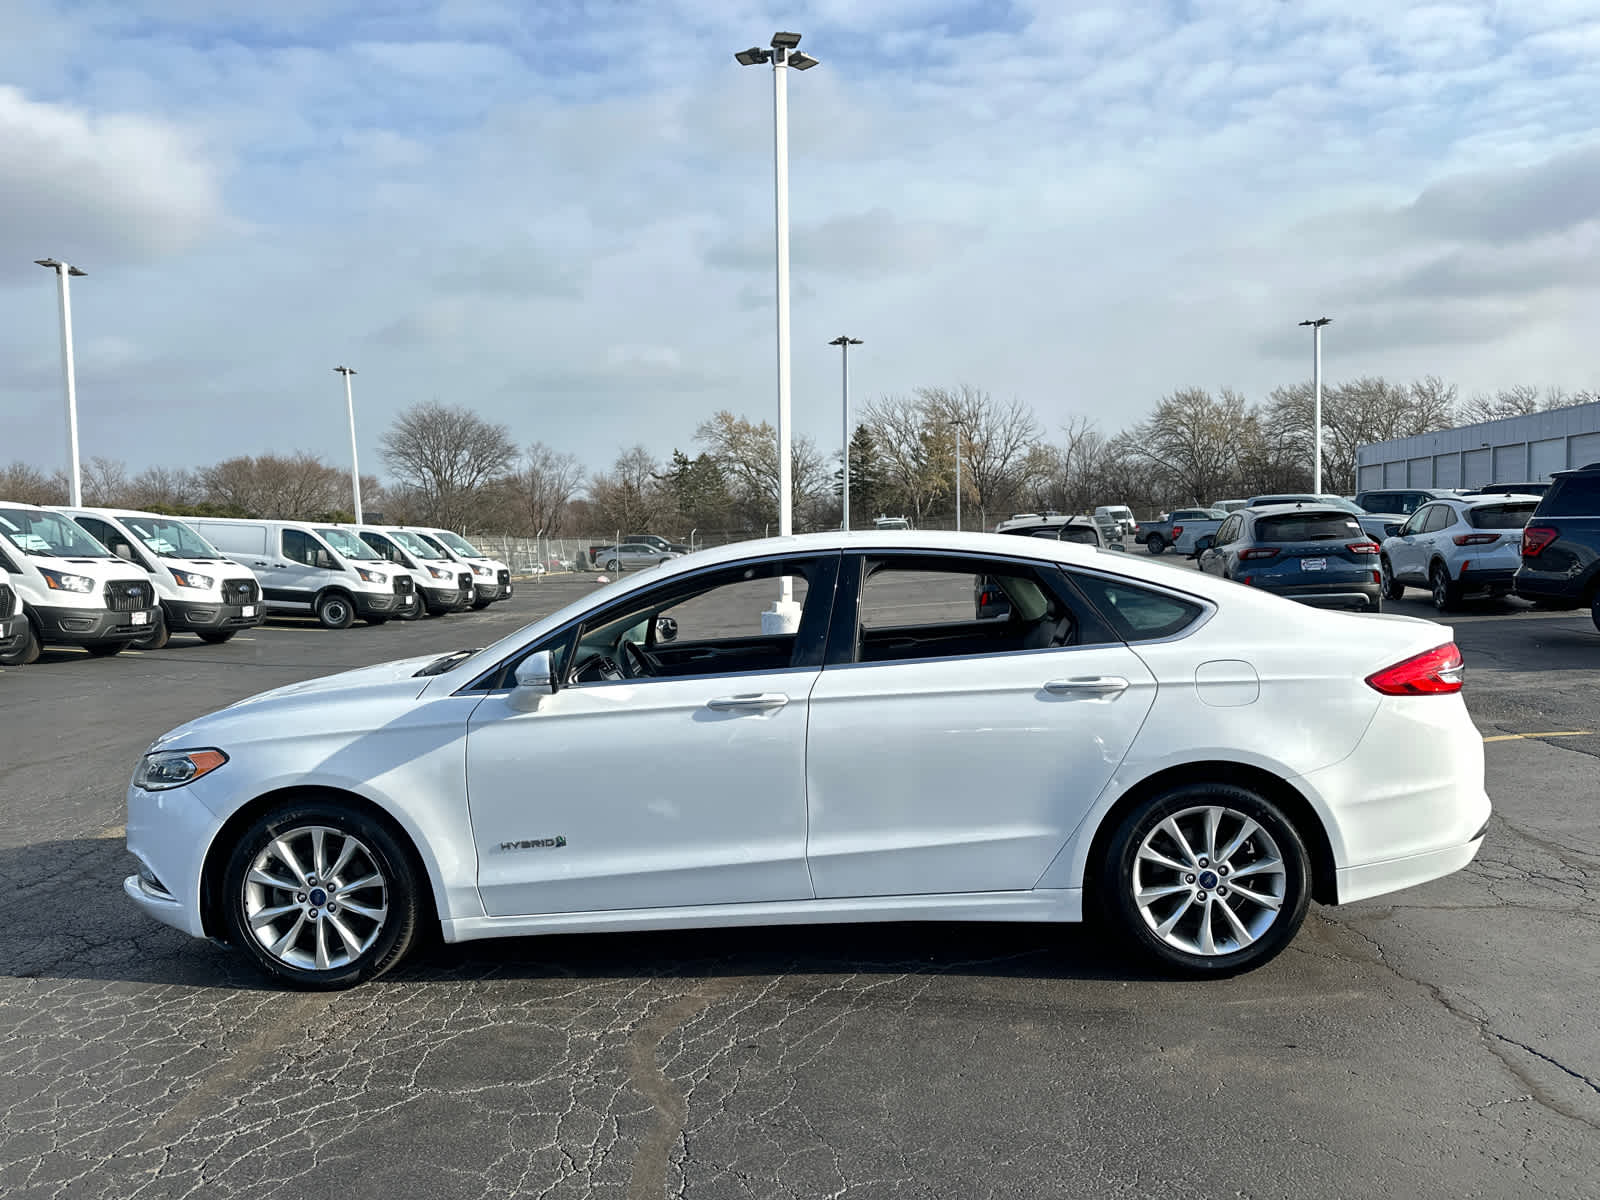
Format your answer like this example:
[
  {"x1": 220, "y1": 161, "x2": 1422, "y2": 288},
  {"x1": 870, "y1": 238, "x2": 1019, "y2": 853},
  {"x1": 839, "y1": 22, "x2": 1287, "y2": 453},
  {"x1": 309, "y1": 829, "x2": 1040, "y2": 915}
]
[{"x1": 3, "y1": 381, "x2": 1593, "y2": 535}]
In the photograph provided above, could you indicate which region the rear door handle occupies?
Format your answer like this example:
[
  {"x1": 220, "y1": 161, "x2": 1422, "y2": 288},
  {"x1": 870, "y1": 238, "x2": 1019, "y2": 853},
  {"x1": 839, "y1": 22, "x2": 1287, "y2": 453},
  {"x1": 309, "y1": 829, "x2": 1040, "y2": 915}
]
[
  {"x1": 1044, "y1": 676, "x2": 1130, "y2": 697},
  {"x1": 706, "y1": 693, "x2": 789, "y2": 713}
]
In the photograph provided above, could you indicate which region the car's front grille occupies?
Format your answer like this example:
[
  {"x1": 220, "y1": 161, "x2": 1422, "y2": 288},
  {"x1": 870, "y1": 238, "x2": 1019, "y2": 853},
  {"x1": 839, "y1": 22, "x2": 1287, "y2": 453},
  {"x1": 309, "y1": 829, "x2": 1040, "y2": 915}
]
[
  {"x1": 394, "y1": 576, "x2": 415, "y2": 596},
  {"x1": 105, "y1": 580, "x2": 154, "y2": 612},
  {"x1": 0, "y1": 582, "x2": 13, "y2": 616},
  {"x1": 223, "y1": 578, "x2": 259, "y2": 605},
  {"x1": 497, "y1": 569, "x2": 510, "y2": 587}
]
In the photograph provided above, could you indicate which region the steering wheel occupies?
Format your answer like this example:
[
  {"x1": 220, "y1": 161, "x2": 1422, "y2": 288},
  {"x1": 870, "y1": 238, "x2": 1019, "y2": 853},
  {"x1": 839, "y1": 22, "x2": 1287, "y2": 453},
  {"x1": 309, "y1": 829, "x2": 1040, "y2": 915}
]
[{"x1": 620, "y1": 638, "x2": 660, "y2": 679}]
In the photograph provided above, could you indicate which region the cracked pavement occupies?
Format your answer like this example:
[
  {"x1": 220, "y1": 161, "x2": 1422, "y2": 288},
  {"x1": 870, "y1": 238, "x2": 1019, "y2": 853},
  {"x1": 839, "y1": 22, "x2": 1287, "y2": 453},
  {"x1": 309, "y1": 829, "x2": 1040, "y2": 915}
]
[{"x1": 1, "y1": 579, "x2": 1597, "y2": 1198}]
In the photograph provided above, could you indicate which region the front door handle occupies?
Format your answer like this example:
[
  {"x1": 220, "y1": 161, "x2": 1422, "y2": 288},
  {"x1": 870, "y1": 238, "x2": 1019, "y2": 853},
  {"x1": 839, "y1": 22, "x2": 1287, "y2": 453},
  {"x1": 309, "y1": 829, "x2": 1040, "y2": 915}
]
[
  {"x1": 1044, "y1": 676, "x2": 1130, "y2": 697},
  {"x1": 706, "y1": 693, "x2": 789, "y2": 713}
]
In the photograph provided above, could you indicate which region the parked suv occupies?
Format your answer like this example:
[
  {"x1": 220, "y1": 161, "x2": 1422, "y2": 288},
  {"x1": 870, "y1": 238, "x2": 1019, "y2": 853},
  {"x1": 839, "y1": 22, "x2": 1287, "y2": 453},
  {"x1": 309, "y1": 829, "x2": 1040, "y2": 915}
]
[
  {"x1": 1378, "y1": 495, "x2": 1539, "y2": 611},
  {"x1": 1196, "y1": 504, "x2": 1381, "y2": 612},
  {"x1": 1354, "y1": 489, "x2": 1456, "y2": 517},
  {"x1": 1513, "y1": 462, "x2": 1600, "y2": 630}
]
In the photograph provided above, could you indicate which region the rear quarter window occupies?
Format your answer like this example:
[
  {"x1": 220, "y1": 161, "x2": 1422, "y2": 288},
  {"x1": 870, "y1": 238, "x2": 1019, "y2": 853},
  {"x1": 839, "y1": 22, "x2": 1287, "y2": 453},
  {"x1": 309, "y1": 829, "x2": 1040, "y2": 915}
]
[
  {"x1": 1536, "y1": 476, "x2": 1600, "y2": 518},
  {"x1": 1468, "y1": 504, "x2": 1538, "y2": 530},
  {"x1": 1069, "y1": 574, "x2": 1204, "y2": 642},
  {"x1": 1255, "y1": 513, "x2": 1363, "y2": 541}
]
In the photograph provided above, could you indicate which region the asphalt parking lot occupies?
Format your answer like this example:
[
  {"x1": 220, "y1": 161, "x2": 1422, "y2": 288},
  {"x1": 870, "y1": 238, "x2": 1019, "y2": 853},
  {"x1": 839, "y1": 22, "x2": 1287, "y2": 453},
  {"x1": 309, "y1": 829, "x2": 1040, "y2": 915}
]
[{"x1": 2, "y1": 560, "x2": 1597, "y2": 1199}]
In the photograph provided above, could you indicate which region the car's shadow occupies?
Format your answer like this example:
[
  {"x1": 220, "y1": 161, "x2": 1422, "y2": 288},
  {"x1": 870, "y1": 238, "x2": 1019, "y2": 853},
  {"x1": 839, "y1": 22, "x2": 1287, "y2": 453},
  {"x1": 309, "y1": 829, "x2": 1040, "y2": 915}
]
[{"x1": 2, "y1": 837, "x2": 1180, "y2": 990}]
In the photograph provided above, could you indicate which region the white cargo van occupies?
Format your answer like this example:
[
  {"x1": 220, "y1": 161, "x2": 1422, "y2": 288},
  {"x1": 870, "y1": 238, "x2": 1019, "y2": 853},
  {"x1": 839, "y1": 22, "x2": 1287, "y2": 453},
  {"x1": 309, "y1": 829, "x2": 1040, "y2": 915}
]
[
  {"x1": 400, "y1": 527, "x2": 512, "y2": 609},
  {"x1": 187, "y1": 517, "x2": 415, "y2": 629},
  {"x1": 340, "y1": 524, "x2": 475, "y2": 616},
  {"x1": 56, "y1": 507, "x2": 265, "y2": 648},
  {"x1": 308, "y1": 525, "x2": 423, "y2": 621},
  {"x1": 0, "y1": 501, "x2": 162, "y2": 659}
]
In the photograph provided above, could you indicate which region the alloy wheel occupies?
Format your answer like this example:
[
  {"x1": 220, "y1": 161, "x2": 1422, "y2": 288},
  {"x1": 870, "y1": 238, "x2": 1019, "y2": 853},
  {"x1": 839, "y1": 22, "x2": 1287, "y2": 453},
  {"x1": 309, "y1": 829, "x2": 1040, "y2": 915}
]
[
  {"x1": 1131, "y1": 805, "x2": 1287, "y2": 957},
  {"x1": 242, "y1": 825, "x2": 389, "y2": 972}
]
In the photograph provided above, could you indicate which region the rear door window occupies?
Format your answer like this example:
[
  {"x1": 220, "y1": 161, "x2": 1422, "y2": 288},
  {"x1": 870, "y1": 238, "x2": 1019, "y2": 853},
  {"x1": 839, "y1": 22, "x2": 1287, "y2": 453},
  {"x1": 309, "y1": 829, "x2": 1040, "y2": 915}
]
[
  {"x1": 1421, "y1": 505, "x2": 1454, "y2": 533},
  {"x1": 1069, "y1": 574, "x2": 1204, "y2": 642},
  {"x1": 1537, "y1": 475, "x2": 1600, "y2": 517},
  {"x1": 1255, "y1": 513, "x2": 1363, "y2": 542},
  {"x1": 1469, "y1": 502, "x2": 1539, "y2": 529}
]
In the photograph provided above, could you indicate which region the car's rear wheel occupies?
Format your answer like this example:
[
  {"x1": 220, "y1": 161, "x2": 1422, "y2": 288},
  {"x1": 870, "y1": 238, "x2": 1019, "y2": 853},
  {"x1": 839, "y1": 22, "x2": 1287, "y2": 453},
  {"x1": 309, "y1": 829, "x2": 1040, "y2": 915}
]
[
  {"x1": 1379, "y1": 556, "x2": 1405, "y2": 600},
  {"x1": 221, "y1": 799, "x2": 420, "y2": 989},
  {"x1": 1146, "y1": 534, "x2": 1167, "y2": 555},
  {"x1": 1430, "y1": 563, "x2": 1460, "y2": 612},
  {"x1": 1102, "y1": 782, "x2": 1311, "y2": 976}
]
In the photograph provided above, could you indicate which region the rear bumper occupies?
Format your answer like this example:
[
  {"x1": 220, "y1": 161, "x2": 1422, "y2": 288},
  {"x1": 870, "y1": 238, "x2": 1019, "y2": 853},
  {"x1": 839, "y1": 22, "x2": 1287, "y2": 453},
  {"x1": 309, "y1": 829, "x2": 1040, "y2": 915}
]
[
  {"x1": 32, "y1": 603, "x2": 161, "y2": 644},
  {"x1": 1457, "y1": 565, "x2": 1516, "y2": 593},
  {"x1": 1260, "y1": 580, "x2": 1380, "y2": 610},
  {"x1": 1513, "y1": 568, "x2": 1591, "y2": 605},
  {"x1": 1336, "y1": 835, "x2": 1487, "y2": 904}
]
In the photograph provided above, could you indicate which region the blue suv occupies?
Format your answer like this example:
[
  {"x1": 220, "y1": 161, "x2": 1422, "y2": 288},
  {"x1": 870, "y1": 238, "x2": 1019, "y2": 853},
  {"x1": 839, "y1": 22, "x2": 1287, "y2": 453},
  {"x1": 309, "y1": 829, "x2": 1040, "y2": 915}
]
[{"x1": 1195, "y1": 504, "x2": 1382, "y2": 612}]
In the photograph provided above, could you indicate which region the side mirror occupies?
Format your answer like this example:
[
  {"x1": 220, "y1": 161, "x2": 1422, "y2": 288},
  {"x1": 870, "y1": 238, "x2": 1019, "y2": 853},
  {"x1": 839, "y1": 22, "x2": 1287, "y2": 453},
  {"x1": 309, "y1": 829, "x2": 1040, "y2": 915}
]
[
  {"x1": 1107, "y1": 542, "x2": 1127, "y2": 553},
  {"x1": 509, "y1": 650, "x2": 555, "y2": 711},
  {"x1": 1194, "y1": 535, "x2": 1215, "y2": 553},
  {"x1": 655, "y1": 616, "x2": 678, "y2": 643},
  {"x1": 112, "y1": 541, "x2": 135, "y2": 561},
  {"x1": 1383, "y1": 523, "x2": 1401, "y2": 539}
]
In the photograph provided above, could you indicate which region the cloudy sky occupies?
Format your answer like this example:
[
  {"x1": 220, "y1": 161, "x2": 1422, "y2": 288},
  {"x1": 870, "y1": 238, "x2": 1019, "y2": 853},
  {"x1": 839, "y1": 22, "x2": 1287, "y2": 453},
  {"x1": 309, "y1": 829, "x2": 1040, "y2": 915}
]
[{"x1": 3, "y1": 0, "x2": 1597, "y2": 481}]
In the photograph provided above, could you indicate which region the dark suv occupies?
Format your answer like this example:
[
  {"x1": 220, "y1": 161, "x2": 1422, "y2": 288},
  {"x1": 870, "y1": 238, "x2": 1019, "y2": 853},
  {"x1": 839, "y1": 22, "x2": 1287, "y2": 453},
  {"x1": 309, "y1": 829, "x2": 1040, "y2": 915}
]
[{"x1": 1513, "y1": 462, "x2": 1600, "y2": 630}]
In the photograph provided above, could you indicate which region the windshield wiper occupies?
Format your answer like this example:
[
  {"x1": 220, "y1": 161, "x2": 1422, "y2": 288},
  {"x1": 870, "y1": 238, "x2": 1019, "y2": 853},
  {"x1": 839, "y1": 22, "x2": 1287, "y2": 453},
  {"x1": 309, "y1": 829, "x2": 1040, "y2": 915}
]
[{"x1": 414, "y1": 649, "x2": 481, "y2": 677}]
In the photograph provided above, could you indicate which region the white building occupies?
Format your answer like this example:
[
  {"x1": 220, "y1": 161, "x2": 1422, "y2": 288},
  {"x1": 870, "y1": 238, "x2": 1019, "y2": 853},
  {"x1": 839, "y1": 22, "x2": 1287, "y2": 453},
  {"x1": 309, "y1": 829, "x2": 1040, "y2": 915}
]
[{"x1": 1356, "y1": 399, "x2": 1600, "y2": 492}]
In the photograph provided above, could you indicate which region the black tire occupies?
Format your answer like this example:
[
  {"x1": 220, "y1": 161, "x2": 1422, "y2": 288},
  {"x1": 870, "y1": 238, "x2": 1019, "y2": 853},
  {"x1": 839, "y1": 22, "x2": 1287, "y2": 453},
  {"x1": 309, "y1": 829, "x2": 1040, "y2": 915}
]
[
  {"x1": 1101, "y1": 781, "x2": 1311, "y2": 976},
  {"x1": 220, "y1": 797, "x2": 421, "y2": 989},
  {"x1": 1430, "y1": 563, "x2": 1460, "y2": 612},
  {"x1": 605, "y1": 559, "x2": 620, "y2": 573},
  {"x1": 1146, "y1": 535, "x2": 1167, "y2": 556},
  {"x1": 84, "y1": 640, "x2": 126, "y2": 657},
  {"x1": 131, "y1": 611, "x2": 170, "y2": 650},
  {"x1": 0, "y1": 620, "x2": 41, "y2": 666},
  {"x1": 197, "y1": 630, "x2": 237, "y2": 644},
  {"x1": 471, "y1": 596, "x2": 492, "y2": 610},
  {"x1": 315, "y1": 592, "x2": 356, "y2": 630},
  {"x1": 1379, "y1": 556, "x2": 1405, "y2": 601}
]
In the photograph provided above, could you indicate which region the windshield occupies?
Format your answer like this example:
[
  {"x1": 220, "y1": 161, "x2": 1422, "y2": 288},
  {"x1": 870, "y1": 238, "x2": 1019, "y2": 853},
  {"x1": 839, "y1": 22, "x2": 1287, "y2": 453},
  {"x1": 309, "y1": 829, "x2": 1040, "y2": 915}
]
[
  {"x1": 388, "y1": 529, "x2": 448, "y2": 559},
  {"x1": 434, "y1": 530, "x2": 484, "y2": 556},
  {"x1": 1468, "y1": 503, "x2": 1537, "y2": 530},
  {"x1": 316, "y1": 528, "x2": 382, "y2": 560},
  {"x1": 0, "y1": 508, "x2": 115, "y2": 558},
  {"x1": 123, "y1": 516, "x2": 222, "y2": 559}
]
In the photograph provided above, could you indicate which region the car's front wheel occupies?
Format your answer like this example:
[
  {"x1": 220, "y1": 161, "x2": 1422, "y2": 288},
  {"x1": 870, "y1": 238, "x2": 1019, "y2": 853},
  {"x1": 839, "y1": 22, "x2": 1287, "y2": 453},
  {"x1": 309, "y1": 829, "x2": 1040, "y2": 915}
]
[
  {"x1": 0, "y1": 620, "x2": 41, "y2": 666},
  {"x1": 221, "y1": 798, "x2": 420, "y2": 989},
  {"x1": 131, "y1": 610, "x2": 170, "y2": 650},
  {"x1": 1101, "y1": 782, "x2": 1311, "y2": 976},
  {"x1": 315, "y1": 592, "x2": 355, "y2": 630},
  {"x1": 1379, "y1": 556, "x2": 1405, "y2": 600}
]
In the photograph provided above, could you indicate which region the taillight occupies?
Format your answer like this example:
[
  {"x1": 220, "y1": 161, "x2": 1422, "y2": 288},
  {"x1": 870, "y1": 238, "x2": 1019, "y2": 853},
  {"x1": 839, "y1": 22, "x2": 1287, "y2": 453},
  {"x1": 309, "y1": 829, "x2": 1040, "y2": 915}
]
[
  {"x1": 1453, "y1": 533, "x2": 1497, "y2": 546},
  {"x1": 1171, "y1": 525, "x2": 1184, "y2": 539},
  {"x1": 1522, "y1": 526, "x2": 1557, "y2": 556},
  {"x1": 1347, "y1": 542, "x2": 1379, "y2": 555},
  {"x1": 1366, "y1": 643, "x2": 1465, "y2": 696},
  {"x1": 1240, "y1": 548, "x2": 1278, "y2": 560}
]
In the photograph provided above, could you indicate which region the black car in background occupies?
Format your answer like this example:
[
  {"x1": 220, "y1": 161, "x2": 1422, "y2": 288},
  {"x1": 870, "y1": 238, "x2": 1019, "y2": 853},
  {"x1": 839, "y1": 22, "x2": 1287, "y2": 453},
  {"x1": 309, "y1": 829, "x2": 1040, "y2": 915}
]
[
  {"x1": 1195, "y1": 504, "x2": 1382, "y2": 612},
  {"x1": 1513, "y1": 462, "x2": 1600, "y2": 630}
]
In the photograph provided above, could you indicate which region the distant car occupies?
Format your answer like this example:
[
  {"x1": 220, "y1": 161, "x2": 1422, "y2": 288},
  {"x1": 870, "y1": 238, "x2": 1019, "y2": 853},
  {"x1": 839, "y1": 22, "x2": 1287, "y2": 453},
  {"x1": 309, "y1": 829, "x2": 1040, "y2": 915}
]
[
  {"x1": 1379, "y1": 495, "x2": 1540, "y2": 611},
  {"x1": 1250, "y1": 494, "x2": 1392, "y2": 545},
  {"x1": 1460, "y1": 481, "x2": 1551, "y2": 498},
  {"x1": 1196, "y1": 505, "x2": 1381, "y2": 612},
  {"x1": 626, "y1": 533, "x2": 691, "y2": 554},
  {"x1": 1212, "y1": 499, "x2": 1249, "y2": 514},
  {"x1": 594, "y1": 543, "x2": 681, "y2": 571},
  {"x1": 1353, "y1": 489, "x2": 1457, "y2": 517},
  {"x1": 1513, "y1": 461, "x2": 1600, "y2": 630},
  {"x1": 1139, "y1": 508, "x2": 1225, "y2": 556},
  {"x1": 872, "y1": 516, "x2": 912, "y2": 531},
  {"x1": 1094, "y1": 505, "x2": 1138, "y2": 537}
]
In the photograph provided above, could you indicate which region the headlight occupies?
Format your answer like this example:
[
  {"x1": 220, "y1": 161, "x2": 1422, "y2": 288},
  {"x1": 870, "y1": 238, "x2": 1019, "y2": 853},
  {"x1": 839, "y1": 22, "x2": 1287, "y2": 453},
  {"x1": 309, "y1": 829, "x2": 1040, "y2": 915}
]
[
  {"x1": 473, "y1": 564, "x2": 493, "y2": 577},
  {"x1": 41, "y1": 569, "x2": 95, "y2": 593},
  {"x1": 355, "y1": 567, "x2": 387, "y2": 584},
  {"x1": 170, "y1": 569, "x2": 214, "y2": 590},
  {"x1": 134, "y1": 748, "x2": 228, "y2": 791},
  {"x1": 427, "y1": 565, "x2": 451, "y2": 579}
]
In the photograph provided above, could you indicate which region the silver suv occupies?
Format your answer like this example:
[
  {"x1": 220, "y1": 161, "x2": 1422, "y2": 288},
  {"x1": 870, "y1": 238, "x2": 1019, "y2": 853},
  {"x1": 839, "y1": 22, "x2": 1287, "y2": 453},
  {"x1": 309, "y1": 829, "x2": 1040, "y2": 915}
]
[{"x1": 1378, "y1": 494, "x2": 1540, "y2": 610}]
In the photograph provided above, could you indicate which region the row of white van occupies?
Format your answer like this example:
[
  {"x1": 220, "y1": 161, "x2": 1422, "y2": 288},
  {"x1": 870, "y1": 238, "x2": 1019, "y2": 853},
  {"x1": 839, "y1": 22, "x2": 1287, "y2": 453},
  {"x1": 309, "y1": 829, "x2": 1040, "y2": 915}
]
[{"x1": 0, "y1": 501, "x2": 513, "y2": 667}]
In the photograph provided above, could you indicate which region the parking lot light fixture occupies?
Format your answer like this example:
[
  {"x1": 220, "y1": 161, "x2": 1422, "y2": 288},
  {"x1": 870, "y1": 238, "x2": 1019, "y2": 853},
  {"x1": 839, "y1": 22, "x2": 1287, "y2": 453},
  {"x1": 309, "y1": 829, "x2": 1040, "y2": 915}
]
[
  {"x1": 1299, "y1": 318, "x2": 1332, "y2": 495},
  {"x1": 334, "y1": 366, "x2": 363, "y2": 523},
  {"x1": 737, "y1": 30, "x2": 820, "y2": 631},
  {"x1": 35, "y1": 258, "x2": 87, "y2": 506},
  {"x1": 830, "y1": 336, "x2": 863, "y2": 529}
]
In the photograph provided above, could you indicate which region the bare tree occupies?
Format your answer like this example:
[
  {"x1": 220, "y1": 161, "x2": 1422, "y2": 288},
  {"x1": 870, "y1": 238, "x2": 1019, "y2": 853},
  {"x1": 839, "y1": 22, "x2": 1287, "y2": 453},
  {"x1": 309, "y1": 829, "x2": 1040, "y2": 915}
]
[
  {"x1": 509, "y1": 442, "x2": 584, "y2": 536},
  {"x1": 127, "y1": 465, "x2": 200, "y2": 511},
  {"x1": 379, "y1": 401, "x2": 518, "y2": 527},
  {"x1": 587, "y1": 446, "x2": 671, "y2": 534},
  {"x1": 694, "y1": 411, "x2": 831, "y2": 531},
  {"x1": 919, "y1": 385, "x2": 1040, "y2": 527},
  {"x1": 0, "y1": 461, "x2": 65, "y2": 504},
  {"x1": 1126, "y1": 387, "x2": 1252, "y2": 505},
  {"x1": 860, "y1": 394, "x2": 949, "y2": 524}
]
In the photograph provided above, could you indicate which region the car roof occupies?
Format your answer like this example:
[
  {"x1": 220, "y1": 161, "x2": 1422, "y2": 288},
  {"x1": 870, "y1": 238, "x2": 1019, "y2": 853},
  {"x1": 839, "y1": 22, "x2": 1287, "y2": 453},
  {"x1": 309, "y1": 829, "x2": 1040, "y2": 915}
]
[
  {"x1": 1448, "y1": 492, "x2": 1543, "y2": 506},
  {"x1": 1243, "y1": 503, "x2": 1360, "y2": 519}
]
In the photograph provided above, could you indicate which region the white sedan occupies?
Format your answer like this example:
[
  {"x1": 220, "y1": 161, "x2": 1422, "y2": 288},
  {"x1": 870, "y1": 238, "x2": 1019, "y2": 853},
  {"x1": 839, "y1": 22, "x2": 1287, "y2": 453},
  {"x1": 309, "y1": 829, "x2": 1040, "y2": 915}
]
[{"x1": 124, "y1": 531, "x2": 1490, "y2": 988}]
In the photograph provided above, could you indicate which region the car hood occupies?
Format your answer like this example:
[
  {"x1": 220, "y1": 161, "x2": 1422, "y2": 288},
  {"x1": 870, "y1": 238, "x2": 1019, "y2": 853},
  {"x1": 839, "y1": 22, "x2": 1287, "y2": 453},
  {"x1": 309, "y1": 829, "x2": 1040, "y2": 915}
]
[{"x1": 220, "y1": 652, "x2": 446, "y2": 711}]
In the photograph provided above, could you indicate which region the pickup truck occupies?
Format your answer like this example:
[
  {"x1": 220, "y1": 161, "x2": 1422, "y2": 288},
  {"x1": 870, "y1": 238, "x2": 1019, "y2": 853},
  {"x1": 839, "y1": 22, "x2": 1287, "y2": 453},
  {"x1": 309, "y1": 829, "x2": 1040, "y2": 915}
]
[{"x1": 1138, "y1": 508, "x2": 1226, "y2": 555}]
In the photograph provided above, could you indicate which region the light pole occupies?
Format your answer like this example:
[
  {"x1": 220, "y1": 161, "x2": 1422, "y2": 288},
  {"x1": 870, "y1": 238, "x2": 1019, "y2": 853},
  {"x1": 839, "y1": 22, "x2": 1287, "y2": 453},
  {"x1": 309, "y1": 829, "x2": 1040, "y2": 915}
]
[
  {"x1": 35, "y1": 258, "x2": 87, "y2": 506},
  {"x1": 737, "y1": 33, "x2": 818, "y2": 630},
  {"x1": 1299, "y1": 317, "x2": 1331, "y2": 495},
  {"x1": 954, "y1": 428, "x2": 963, "y2": 532},
  {"x1": 334, "y1": 366, "x2": 363, "y2": 523},
  {"x1": 829, "y1": 335, "x2": 862, "y2": 529}
]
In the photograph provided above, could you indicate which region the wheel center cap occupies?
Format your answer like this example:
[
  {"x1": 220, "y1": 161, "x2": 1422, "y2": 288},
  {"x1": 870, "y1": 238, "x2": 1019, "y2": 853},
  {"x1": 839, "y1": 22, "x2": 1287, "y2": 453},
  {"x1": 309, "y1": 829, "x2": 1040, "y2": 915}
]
[
  {"x1": 1197, "y1": 870, "x2": 1219, "y2": 890},
  {"x1": 308, "y1": 887, "x2": 328, "y2": 907}
]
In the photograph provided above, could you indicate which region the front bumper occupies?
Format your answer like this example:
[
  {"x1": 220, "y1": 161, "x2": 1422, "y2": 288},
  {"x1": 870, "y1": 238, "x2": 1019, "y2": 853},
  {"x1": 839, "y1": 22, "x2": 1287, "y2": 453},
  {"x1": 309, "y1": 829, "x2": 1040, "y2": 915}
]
[
  {"x1": 124, "y1": 778, "x2": 220, "y2": 939},
  {"x1": 163, "y1": 600, "x2": 265, "y2": 633},
  {"x1": 473, "y1": 581, "x2": 511, "y2": 602},
  {"x1": 354, "y1": 591, "x2": 401, "y2": 617},
  {"x1": 423, "y1": 584, "x2": 475, "y2": 613},
  {"x1": 34, "y1": 604, "x2": 162, "y2": 645}
]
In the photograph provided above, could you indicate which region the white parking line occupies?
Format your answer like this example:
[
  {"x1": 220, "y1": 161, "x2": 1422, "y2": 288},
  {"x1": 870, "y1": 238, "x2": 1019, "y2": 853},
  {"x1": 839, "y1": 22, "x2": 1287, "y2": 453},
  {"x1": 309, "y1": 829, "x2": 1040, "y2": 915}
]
[{"x1": 1483, "y1": 731, "x2": 1593, "y2": 742}]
